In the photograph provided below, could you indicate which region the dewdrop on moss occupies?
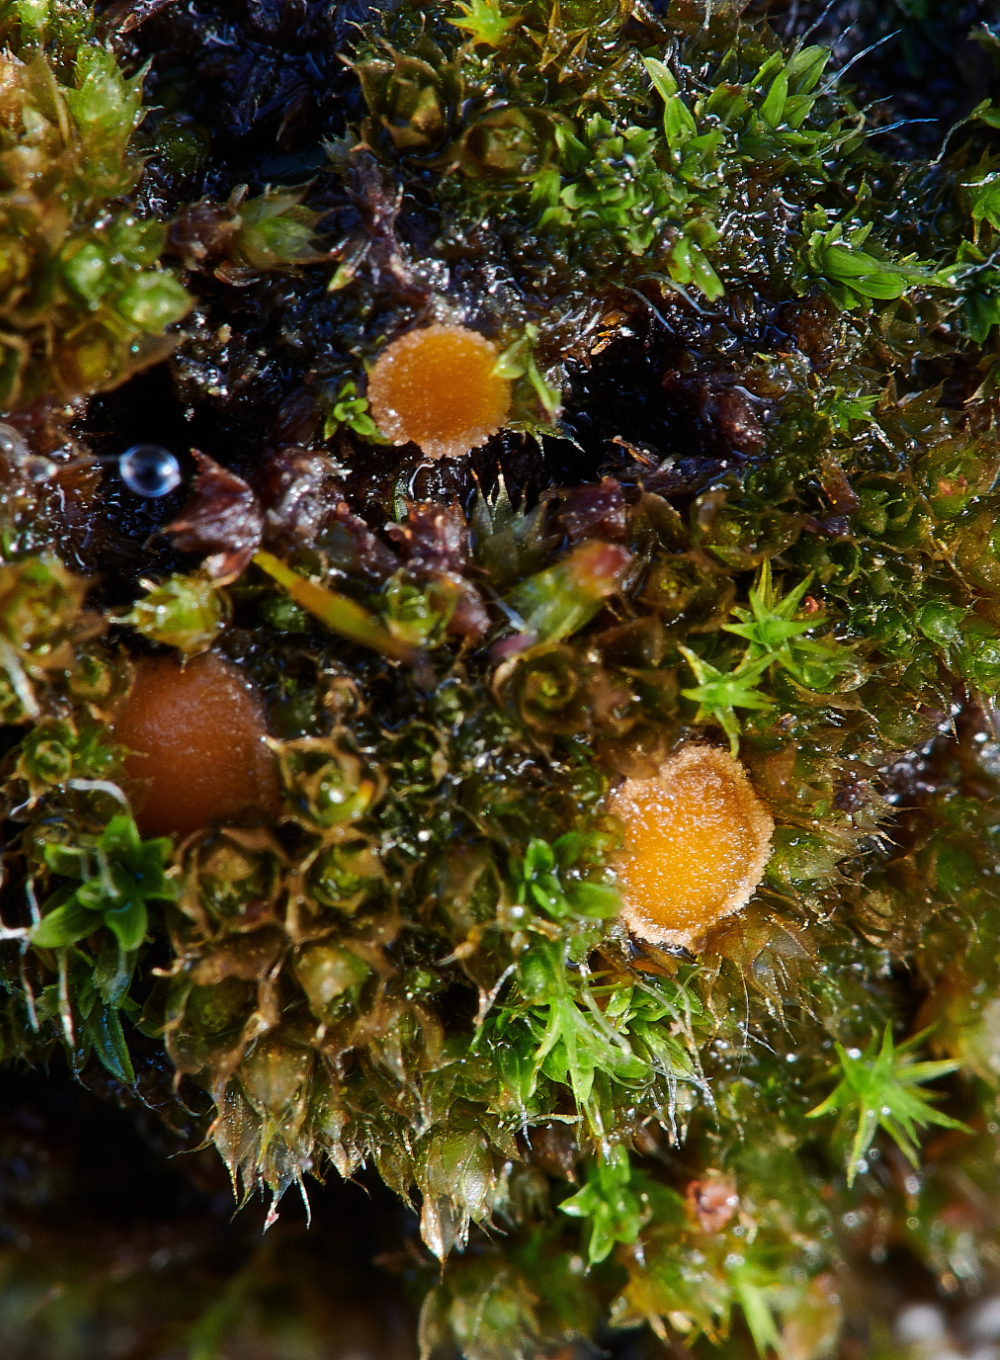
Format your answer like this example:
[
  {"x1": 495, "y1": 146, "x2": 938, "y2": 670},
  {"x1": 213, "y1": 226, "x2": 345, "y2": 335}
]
[
  {"x1": 367, "y1": 323, "x2": 511, "y2": 459},
  {"x1": 608, "y1": 745, "x2": 774, "y2": 948}
]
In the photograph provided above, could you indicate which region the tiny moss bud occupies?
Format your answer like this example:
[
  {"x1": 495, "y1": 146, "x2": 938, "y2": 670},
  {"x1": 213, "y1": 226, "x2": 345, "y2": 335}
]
[
  {"x1": 609, "y1": 745, "x2": 774, "y2": 948},
  {"x1": 125, "y1": 573, "x2": 228, "y2": 655},
  {"x1": 367, "y1": 323, "x2": 511, "y2": 459}
]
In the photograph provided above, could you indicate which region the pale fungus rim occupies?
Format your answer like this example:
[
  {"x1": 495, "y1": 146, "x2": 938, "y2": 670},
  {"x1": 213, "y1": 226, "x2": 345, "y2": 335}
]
[{"x1": 610, "y1": 743, "x2": 775, "y2": 950}]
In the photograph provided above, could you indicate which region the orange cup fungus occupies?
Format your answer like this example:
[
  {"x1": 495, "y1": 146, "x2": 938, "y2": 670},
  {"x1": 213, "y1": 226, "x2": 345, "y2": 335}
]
[
  {"x1": 367, "y1": 323, "x2": 511, "y2": 459},
  {"x1": 114, "y1": 652, "x2": 280, "y2": 839},
  {"x1": 608, "y1": 745, "x2": 774, "y2": 948}
]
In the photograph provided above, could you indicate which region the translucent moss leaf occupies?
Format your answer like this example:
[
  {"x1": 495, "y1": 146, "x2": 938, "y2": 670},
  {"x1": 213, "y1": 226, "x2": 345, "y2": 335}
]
[
  {"x1": 92, "y1": 877, "x2": 148, "y2": 952},
  {"x1": 759, "y1": 69, "x2": 788, "y2": 128},
  {"x1": 83, "y1": 1001, "x2": 135, "y2": 1085},
  {"x1": 967, "y1": 171, "x2": 1000, "y2": 239},
  {"x1": 806, "y1": 1025, "x2": 971, "y2": 1185},
  {"x1": 31, "y1": 891, "x2": 95, "y2": 947},
  {"x1": 503, "y1": 540, "x2": 631, "y2": 642},
  {"x1": 643, "y1": 56, "x2": 697, "y2": 149},
  {"x1": 784, "y1": 43, "x2": 830, "y2": 96},
  {"x1": 419, "y1": 1258, "x2": 544, "y2": 1360},
  {"x1": 734, "y1": 1280, "x2": 783, "y2": 1359},
  {"x1": 560, "y1": 1147, "x2": 650, "y2": 1265}
]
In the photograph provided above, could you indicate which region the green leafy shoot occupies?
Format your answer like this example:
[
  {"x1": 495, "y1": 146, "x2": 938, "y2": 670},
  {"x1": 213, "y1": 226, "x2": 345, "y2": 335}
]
[
  {"x1": 806, "y1": 218, "x2": 939, "y2": 309},
  {"x1": 494, "y1": 323, "x2": 561, "y2": 418},
  {"x1": 33, "y1": 814, "x2": 177, "y2": 955},
  {"x1": 448, "y1": 0, "x2": 518, "y2": 47},
  {"x1": 123, "y1": 572, "x2": 227, "y2": 655},
  {"x1": 322, "y1": 378, "x2": 384, "y2": 442},
  {"x1": 818, "y1": 387, "x2": 880, "y2": 434},
  {"x1": 949, "y1": 240, "x2": 1000, "y2": 343},
  {"x1": 966, "y1": 171, "x2": 1000, "y2": 243},
  {"x1": 560, "y1": 1146, "x2": 650, "y2": 1265},
  {"x1": 733, "y1": 1280, "x2": 783, "y2": 1360},
  {"x1": 678, "y1": 645, "x2": 773, "y2": 756},
  {"x1": 531, "y1": 109, "x2": 725, "y2": 300},
  {"x1": 491, "y1": 952, "x2": 606, "y2": 1109},
  {"x1": 806, "y1": 1026, "x2": 971, "y2": 1186},
  {"x1": 643, "y1": 57, "x2": 696, "y2": 154},
  {"x1": 972, "y1": 99, "x2": 1000, "y2": 132},
  {"x1": 76, "y1": 964, "x2": 138, "y2": 1084},
  {"x1": 723, "y1": 561, "x2": 852, "y2": 688},
  {"x1": 512, "y1": 836, "x2": 620, "y2": 924},
  {"x1": 723, "y1": 562, "x2": 814, "y2": 657},
  {"x1": 490, "y1": 939, "x2": 646, "y2": 1112},
  {"x1": 484, "y1": 953, "x2": 703, "y2": 1138},
  {"x1": 35, "y1": 953, "x2": 139, "y2": 1084},
  {"x1": 227, "y1": 186, "x2": 327, "y2": 271}
]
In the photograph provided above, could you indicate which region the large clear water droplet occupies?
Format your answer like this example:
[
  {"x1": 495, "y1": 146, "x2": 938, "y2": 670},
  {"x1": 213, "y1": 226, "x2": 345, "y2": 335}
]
[{"x1": 119, "y1": 444, "x2": 181, "y2": 498}]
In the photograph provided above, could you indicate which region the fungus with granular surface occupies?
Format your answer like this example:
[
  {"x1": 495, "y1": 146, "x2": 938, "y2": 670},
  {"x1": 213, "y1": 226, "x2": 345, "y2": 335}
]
[
  {"x1": 609, "y1": 744, "x2": 774, "y2": 948},
  {"x1": 114, "y1": 652, "x2": 280, "y2": 839},
  {"x1": 367, "y1": 323, "x2": 511, "y2": 460}
]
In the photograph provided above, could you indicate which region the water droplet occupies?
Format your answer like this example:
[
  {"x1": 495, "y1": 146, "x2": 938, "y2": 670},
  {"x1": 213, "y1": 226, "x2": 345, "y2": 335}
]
[{"x1": 119, "y1": 444, "x2": 181, "y2": 498}]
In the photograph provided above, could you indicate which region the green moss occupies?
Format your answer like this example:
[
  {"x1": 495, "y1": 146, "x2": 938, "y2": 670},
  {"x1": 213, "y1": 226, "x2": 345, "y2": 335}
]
[
  {"x1": 0, "y1": 1, "x2": 189, "y2": 407},
  {"x1": 2, "y1": 0, "x2": 1000, "y2": 1356}
]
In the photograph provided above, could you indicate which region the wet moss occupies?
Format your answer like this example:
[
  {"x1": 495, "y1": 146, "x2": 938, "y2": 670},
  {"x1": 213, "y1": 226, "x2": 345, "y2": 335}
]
[{"x1": 2, "y1": 1, "x2": 1000, "y2": 1357}]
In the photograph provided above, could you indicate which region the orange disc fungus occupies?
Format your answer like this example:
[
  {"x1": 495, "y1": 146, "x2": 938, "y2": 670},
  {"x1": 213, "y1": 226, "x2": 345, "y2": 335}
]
[
  {"x1": 115, "y1": 653, "x2": 280, "y2": 839},
  {"x1": 367, "y1": 323, "x2": 511, "y2": 459},
  {"x1": 608, "y1": 745, "x2": 774, "y2": 948}
]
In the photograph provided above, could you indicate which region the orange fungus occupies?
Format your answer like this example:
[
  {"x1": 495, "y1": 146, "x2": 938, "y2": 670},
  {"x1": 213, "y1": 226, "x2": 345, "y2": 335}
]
[
  {"x1": 115, "y1": 652, "x2": 280, "y2": 839},
  {"x1": 608, "y1": 745, "x2": 774, "y2": 948},
  {"x1": 367, "y1": 323, "x2": 511, "y2": 459}
]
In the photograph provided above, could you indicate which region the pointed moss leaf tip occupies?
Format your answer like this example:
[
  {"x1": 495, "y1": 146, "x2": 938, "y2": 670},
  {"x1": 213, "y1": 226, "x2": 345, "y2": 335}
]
[{"x1": 806, "y1": 1025, "x2": 971, "y2": 1187}]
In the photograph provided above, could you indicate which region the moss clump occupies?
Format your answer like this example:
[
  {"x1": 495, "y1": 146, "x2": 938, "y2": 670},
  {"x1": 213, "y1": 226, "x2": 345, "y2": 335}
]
[
  {"x1": 0, "y1": 1, "x2": 190, "y2": 407},
  {"x1": 2, "y1": 1, "x2": 1000, "y2": 1357}
]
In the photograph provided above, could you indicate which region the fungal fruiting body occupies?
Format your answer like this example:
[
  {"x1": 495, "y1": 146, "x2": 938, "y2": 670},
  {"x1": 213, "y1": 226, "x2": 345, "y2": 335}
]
[
  {"x1": 114, "y1": 652, "x2": 280, "y2": 838},
  {"x1": 367, "y1": 323, "x2": 511, "y2": 459},
  {"x1": 609, "y1": 745, "x2": 774, "y2": 948}
]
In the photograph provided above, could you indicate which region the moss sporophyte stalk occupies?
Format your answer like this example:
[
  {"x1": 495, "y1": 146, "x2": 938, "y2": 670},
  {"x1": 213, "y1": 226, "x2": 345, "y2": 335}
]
[{"x1": 3, "y1": 0, "x2": 1000, "y2": 1355}]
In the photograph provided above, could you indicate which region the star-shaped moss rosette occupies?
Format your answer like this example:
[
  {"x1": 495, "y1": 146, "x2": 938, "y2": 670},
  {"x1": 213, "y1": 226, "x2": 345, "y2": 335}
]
[
  {"x1": 807, "y1": 1026, "x2": 971, "y2": 1188},
  {"x1": 32, "y1": 813, "x2": 176, "y2": 957},
  {"x1": 21, "y1": 814, "x2": 177, "y2": 1083}
]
